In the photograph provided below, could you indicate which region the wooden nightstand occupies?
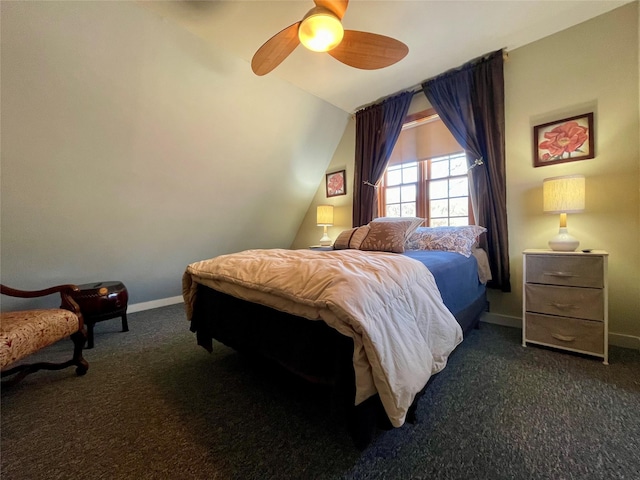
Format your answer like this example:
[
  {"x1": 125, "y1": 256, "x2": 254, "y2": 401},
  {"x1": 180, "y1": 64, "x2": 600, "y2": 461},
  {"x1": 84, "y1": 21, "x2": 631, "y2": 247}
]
[
  {"x1": 522, "y1": 249, "x2": 609, "y2": 364},
  {"x1": 309, "y1": 245, "x2": 333, "y2": 251}
]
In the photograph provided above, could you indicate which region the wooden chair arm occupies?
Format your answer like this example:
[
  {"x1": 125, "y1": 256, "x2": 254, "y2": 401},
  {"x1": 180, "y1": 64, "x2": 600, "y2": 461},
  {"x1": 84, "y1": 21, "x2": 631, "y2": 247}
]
[{"x1": 0, "y1": 284, "x2": 84, "y2": 328}]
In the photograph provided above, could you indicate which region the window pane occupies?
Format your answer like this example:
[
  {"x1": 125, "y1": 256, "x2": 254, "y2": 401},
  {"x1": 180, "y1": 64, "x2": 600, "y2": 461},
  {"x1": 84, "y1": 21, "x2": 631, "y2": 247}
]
[
  {"x1": 403, "y1": 165, "x2": 418, "y2": 184},
  {"x1": 386, "y1": 187, "x2": 400, "y2": 204},
  {"x1": 431, "y1": 218, "x2": 449, "y2": 227},
  {"x1": 387, "y1": 168, "x2": 402, "y2": 186},
  {"x1": 430, "y1": 199, "x2": 448, "y2": 218},
  {"x1": 381, "y1": 128, "x2": 471, "y2": 225},
  {"x1": 401, "y1": 184, "x2": 416, "y2": 201},
  {"x1": 449, "y1": 197, "x2": 468, "y2": 217},
  {"x1": 449, "y1": 217, "x2": 468, "y2": 226},
  {"x1": 449, "y1": 177, "x2": 468, "y2": 197},
  {"x1": 431, "y1": 160, "x2": 449, "y2": 179},
  {"x1": 386, "y1": 204, "x2": 400, "y2": 217},
  {"x1": 450, "y1": 154, "x2": 467, "y2": 175},
  {"x1": 401, "y1": 203, "x2": 416, "y2": 217},
  {"x1": 429, "y1": 180, "x2": 448, "y2": 199}
]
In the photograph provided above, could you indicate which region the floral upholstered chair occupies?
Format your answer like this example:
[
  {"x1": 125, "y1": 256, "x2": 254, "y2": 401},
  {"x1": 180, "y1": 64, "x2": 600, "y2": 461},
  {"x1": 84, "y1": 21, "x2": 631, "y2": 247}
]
[{"x1": 1, "y1": 284, "x2": 89, "y2": 386}]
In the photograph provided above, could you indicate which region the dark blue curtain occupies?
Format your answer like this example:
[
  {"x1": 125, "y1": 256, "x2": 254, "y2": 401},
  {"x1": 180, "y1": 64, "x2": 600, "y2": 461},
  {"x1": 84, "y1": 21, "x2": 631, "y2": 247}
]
[
  {"x1": 353, "y1": 91, "x2": 413, "y2": 227},
  {"x1": 422, "y1": 50, "x2": 511, "y2": 292}
]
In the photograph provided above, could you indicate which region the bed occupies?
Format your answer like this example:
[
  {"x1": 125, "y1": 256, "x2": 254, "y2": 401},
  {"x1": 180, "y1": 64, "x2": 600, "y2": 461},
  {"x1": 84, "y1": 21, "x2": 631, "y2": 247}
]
[{"x1": 182, "y1": 221, "x2": 490, "y2": 447}]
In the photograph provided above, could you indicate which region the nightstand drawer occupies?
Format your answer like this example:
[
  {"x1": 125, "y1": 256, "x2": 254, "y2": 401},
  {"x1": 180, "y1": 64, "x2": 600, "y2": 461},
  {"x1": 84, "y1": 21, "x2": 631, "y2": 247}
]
[
  {"x1": 526, "y1": 255, "x2": 603, "y2": 288},
  {"x1": 525, "y1": 284, "x2": 604, "y2": 321},
  {"x1": 525, "y1": 313, "x2": 604, "y2": 354}
]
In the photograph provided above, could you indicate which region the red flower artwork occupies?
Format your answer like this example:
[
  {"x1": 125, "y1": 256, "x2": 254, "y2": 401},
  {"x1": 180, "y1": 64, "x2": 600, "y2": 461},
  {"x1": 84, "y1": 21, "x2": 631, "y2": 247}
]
[
  {"x1": 538, "y1": 121, "x2": 589, "y2": 160},
  {"x1": 326, "y1": 170, "x2": 346, "y2": 197}
]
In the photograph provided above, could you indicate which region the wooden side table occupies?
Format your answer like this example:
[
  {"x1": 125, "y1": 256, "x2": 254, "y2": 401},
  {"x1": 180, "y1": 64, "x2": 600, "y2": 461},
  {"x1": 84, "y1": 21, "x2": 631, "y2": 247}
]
[{"x1": 70, "y1": 281, "x2": 129, "y2": 349}]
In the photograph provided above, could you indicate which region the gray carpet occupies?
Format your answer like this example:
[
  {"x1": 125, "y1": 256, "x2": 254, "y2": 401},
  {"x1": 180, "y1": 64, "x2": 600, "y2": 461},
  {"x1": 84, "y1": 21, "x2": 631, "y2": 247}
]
[{"x1": 1, "y1": 304, "x2": 639, "y2": 480}]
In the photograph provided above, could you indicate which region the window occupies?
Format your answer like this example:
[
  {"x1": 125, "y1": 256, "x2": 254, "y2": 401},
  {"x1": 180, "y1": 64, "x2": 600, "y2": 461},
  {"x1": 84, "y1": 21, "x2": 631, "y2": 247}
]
[{"x1": 378, "y1": 111, "x2": 473, "y2": 226}]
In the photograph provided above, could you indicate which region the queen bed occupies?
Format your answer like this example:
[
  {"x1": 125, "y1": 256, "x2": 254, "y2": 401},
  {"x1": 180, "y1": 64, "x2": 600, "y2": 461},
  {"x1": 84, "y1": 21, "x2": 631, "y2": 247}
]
[{"x1": 182, "y1": 222, "x2": 490, "y2": 447}]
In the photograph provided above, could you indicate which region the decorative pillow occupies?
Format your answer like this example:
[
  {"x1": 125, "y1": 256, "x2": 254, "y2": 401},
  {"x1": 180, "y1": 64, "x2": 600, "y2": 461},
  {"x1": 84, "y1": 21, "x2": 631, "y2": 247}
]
[
  {"x1": 333, "y1": 225, "x2": 370, "y2": 250},
  {"x1": 371, "y1": 217, "x2": 424, "y2": 240},
  {"x1": 405, "y1": 225, "x2": 487, "y2": 257},
  {"x1": 359, "y1": 220, "x2": 415, "y2": 253}
]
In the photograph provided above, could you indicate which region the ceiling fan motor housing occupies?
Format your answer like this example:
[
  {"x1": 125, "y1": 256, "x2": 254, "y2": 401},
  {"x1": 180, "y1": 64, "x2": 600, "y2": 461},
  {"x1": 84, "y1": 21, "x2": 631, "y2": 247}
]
[{"x1": 298, "y1": 7, "x2": 344, "y2": 52}]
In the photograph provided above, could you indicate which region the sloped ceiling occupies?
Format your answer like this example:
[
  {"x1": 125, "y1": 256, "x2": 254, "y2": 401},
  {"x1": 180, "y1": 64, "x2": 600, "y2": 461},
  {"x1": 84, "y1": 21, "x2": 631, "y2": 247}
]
[{"x1": 140, "y1": 0, "x2": 632, "y2": 113}]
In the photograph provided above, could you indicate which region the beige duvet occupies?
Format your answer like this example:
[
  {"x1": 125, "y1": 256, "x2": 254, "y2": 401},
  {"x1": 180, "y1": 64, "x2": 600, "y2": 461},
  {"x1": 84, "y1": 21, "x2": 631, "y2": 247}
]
[{"x1": 182, "y1": 248, "x2": 463, "y2": 427}]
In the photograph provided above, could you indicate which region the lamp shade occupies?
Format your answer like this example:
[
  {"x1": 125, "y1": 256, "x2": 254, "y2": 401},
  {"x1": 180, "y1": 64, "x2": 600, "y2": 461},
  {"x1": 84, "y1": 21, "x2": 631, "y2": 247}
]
[
  {"x1": 543, "y1": 175, "x2": 585, "y2": 214},
  {"x1": 317, "y1": 205, "x2": 334, "y2": 226},
  {"x1": 298, "y1": 8, "x2": 344, "y2": 52}
]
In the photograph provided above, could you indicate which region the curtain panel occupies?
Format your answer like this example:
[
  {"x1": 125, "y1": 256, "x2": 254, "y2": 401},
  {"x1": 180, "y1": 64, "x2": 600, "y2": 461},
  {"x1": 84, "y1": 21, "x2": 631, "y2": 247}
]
[
  {"x1": 422, "y1": 50, "x2": 511, "y2": 291},
  {"x1": 353, "y1": 91, "x2": 413, "y2": 227}
]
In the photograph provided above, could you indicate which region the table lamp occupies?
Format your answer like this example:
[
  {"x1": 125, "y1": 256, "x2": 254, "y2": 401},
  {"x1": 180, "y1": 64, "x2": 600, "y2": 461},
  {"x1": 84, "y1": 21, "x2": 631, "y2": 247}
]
[
  {"x1": 317, "y1": 205, "x2": 334, "y2": 246},
  {"x1": 543, "y1": 175, "x2": 585, "y2": 251}
]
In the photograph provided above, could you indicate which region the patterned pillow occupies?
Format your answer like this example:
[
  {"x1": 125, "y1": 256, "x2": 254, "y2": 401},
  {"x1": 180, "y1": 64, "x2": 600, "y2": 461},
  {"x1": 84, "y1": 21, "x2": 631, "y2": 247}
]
[
  {"x1": 405, "y1": 225, "x2": 487, "y2": 257},
  {"x1": 359, "y1": 220, "x2": 415, "y2": 253},
  {"x1": 371, "y1": 216, "x2": 424, "y2": 240},
  {"x1": 333, "y1": 225, "x2": 371, "y2": 250}
]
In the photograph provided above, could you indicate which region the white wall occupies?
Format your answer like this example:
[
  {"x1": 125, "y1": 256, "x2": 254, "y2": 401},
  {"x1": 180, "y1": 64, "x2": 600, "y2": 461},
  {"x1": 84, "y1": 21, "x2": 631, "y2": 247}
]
[{"x1": 0, "y1": 1, "x2": 348, "y2": 307}]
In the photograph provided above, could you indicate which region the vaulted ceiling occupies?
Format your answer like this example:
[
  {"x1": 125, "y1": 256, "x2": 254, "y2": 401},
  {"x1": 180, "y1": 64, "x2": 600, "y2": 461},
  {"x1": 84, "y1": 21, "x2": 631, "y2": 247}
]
[{"x1": 140, "y1": 0, "x2": 631, "y2": 113}]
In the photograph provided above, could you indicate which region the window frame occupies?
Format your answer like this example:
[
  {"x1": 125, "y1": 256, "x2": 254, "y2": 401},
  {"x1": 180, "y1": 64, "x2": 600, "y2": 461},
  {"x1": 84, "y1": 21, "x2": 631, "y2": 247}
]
[{"x1": 377, "y1": 109, "x2": 475, "y2": 226}]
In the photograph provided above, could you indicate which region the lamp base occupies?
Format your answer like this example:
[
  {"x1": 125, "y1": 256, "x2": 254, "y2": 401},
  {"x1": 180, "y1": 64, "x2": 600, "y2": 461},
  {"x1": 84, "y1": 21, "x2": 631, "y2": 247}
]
[
  {"x1": 548, "y1": 228, "x2": 579, "y2": 251},
  {"x1": 319, "y1": 232, "x2": 332, "y2": 247}
]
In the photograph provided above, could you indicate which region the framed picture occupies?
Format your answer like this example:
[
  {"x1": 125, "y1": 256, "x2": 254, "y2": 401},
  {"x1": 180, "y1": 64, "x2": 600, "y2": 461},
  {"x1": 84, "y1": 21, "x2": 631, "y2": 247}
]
[
  {"x1": 533, "y1": 112, "x2": 594, "y2": 167},
  {"x1": 326, "y1": 169, "x2": 346, "y2": 197}
]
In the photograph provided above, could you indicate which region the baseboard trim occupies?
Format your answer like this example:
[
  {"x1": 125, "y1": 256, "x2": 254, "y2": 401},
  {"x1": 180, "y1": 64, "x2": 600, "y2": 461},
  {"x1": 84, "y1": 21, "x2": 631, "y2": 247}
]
[
  {"x1": 481, "y1": 312, "x2": 640, "y2": 351},
  {"x1": 481, "y1": 312, "x2": 521, "y2": 329},
  {"x1": 608, "y1": 332, "x2": 640, "y2": 351},
  {"x1": 127, "y1": 295, "x2": 184, "y2": 314}
]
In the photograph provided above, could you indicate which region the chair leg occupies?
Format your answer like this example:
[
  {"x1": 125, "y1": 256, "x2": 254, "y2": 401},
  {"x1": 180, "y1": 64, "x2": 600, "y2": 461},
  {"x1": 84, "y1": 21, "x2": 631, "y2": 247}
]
[
  {"x1": 1, "y1": 330, "x2": 89, "y2": 386},
  {"x1": 71, "y1": 329, "x2": 89, "y2": 376},
  {"x1": 86, "y1": 321, "x2": 95, "y2": 349},
  {"x1": 121, "y1": 313, "x2": 129, "y2": 332}
]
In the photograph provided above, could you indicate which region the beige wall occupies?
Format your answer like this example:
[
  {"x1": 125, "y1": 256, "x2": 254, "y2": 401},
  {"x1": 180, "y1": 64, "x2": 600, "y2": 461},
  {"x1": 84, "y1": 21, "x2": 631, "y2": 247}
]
[
  {"x1": 290, "y1": 121, "x2": 356, "y2": 249},
  {"x1": 291, "y1": 3, "x2": 640, "y2": 346},
  {"x1": 501, "y1": 1, "x2": 639, "y2": 345},
  {"x1": 1, "y1": 1, "x2": 348, "y2": 308}
]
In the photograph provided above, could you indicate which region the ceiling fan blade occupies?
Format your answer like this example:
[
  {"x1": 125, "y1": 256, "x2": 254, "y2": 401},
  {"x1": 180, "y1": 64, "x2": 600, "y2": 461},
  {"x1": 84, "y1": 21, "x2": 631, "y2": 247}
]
[
  {"x1": 251, "y1": 22, "x2": 301, "y2": 76},
  {"x1": 313, "y1": 0, "x2": 349, "y2": 20},
  {"x1": 327, "y1": 30, "x2": 409, "y2": 70}
]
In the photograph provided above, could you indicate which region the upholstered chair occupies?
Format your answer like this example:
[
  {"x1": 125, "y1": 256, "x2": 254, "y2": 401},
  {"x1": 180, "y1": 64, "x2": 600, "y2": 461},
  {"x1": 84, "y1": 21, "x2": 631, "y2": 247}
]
[{"x1": 1, "y1": 284, "x2": 89, "y2": 385}]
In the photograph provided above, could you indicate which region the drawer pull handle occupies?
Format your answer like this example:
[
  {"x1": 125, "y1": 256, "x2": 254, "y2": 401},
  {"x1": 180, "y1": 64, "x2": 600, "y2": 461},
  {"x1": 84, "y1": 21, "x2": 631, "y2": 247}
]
[
  {"x1": 548, "y1": 302, "x2": 576, "y2": 310},
  {"x1": 543, "y1": 271, "x2": 578, "y2": 278},
  {"x1": 552, "y1": 333, "x2": 576, "y2": 343}
]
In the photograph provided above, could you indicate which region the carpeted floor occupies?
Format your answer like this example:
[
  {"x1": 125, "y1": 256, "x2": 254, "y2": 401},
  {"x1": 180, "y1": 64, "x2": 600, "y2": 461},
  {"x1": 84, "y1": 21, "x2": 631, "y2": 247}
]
[{"x1": 1, "y1": 304, "x2": 639, "y2": 480}]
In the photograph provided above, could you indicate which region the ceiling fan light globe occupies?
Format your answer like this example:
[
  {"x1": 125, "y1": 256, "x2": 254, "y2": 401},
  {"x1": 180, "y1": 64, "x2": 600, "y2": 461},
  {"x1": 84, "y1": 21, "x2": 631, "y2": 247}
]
[{"x1": 298, "y1": 13, "x2": 344, "y2": 52}]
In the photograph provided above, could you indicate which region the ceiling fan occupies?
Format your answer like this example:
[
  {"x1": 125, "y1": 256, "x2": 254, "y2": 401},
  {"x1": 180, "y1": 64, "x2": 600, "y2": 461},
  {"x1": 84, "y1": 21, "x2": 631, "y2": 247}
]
[{"x1": 251, "y1": 0, "x2": 409, "y2": 76}]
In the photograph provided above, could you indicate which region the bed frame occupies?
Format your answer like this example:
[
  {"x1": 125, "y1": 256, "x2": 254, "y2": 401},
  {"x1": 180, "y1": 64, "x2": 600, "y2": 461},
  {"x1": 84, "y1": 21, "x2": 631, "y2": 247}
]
[{"x1": 190, "y1": 283, "x2": 487, "y2": 448}]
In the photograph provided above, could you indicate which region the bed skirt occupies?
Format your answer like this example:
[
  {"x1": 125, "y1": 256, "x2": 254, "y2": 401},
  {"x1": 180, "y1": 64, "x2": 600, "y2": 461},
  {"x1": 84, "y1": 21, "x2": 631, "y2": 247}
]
[{"x1": 190, "y1": 284, "x2": 487, "y2": 447}]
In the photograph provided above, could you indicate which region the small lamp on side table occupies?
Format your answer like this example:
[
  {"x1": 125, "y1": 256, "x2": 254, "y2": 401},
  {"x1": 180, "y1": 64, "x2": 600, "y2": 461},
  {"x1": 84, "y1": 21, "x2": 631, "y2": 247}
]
[
  {"x1": 543, "y1": 174, "x2": 585, "y2": 251},
  {"x1": 317, "y1": 205, "x2": 334, "y2": 246}
]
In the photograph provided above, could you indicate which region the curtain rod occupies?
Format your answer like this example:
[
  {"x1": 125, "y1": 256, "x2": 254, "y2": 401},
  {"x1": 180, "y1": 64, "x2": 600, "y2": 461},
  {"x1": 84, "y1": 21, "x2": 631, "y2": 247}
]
[{"x1": 352, "y1": 49, "x2": 509, "y2": 115}]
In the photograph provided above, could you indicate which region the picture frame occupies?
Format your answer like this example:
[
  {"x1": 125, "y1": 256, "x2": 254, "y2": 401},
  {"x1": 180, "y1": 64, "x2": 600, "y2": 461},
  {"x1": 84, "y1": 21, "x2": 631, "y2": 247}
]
[
  {"x1": 326, "y1": 169, "x2": 346, "y2": 197},
  {"x1": 533, "y1": 112, "x2": 594, "y2": 167}
]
